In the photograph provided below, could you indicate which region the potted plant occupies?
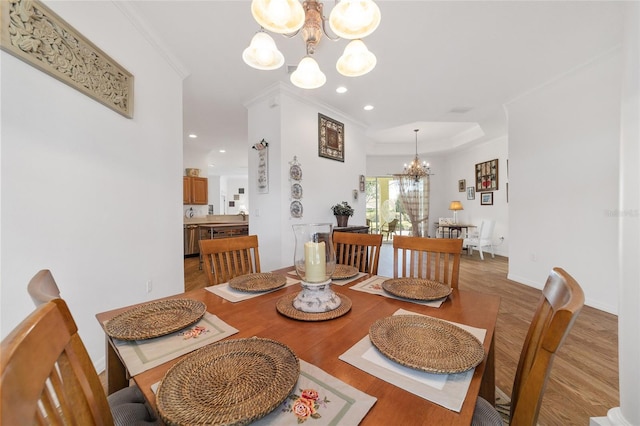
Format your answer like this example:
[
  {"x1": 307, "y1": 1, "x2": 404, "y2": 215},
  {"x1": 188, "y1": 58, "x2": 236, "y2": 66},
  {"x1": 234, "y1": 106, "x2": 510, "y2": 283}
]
[{"x1": 331, "y1": 201, "x2": 354, "y2": 227}]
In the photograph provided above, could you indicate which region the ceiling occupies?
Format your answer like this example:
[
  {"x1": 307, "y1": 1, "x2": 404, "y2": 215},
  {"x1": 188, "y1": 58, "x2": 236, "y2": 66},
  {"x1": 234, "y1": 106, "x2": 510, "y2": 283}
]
[{"x1": 128, "y1": 1, "x2": 623, "y2": 176}]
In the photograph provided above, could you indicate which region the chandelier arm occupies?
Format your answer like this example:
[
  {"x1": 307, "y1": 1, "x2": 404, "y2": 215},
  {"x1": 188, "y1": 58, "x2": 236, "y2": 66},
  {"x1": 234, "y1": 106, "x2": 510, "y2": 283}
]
[{"x1": 320, "y1": 16, "x2": 341, "y2": 41}]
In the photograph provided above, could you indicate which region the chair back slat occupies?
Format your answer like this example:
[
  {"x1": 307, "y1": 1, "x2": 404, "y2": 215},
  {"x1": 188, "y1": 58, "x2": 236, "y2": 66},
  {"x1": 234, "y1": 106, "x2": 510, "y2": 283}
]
[
  {"x1": 393, "y1": 236, "x2": 463, "y2": 289},
  {"x1": 509, "y1": 267, "x2": 585, "y2": 425},
  {"x1": 1, "y1": 299, "x2": 114, "y2": 425},
  {"x1": 200, "y1": 235, "x2": 261, "y2": 285},
  {"x1": 333, "y1": 232, "x2": 383, "y2": 275}
]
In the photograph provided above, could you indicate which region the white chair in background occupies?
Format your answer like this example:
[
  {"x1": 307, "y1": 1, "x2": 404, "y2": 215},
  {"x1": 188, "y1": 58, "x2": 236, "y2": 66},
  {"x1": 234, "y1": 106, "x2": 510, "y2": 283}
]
[{"x1": 463, "y1": 220, "x2": 496, "y2": 260}]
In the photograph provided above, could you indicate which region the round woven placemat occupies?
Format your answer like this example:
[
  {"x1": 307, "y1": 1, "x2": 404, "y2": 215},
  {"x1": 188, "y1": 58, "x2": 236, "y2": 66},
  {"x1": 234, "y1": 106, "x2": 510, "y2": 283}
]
[
  {"x1": 332, "y1": 264, "x2": 359, "y2": 280},
  {"x1": 229, "y1": 273, "x2": 287, "y2": 292},
  {"x1": 156, "y1": 337, "x2": 300, "y2": 426},
  {"x1": 369, "y1": 315, "x2": 485, "y2": 374},
  {"x1": 381, "y1": 278, "x2": 451, "y2": 301},
  {"x1": 105, "y1": 299, "x2": 206, "y2": 341},
  {"x1": 276, "y1": 292, "x2": 352, "y2": 321}
]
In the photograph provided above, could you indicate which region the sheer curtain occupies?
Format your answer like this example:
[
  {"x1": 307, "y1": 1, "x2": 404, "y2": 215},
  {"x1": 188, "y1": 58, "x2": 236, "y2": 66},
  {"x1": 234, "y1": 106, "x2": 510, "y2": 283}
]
[{"x1": 396, "y1": 175, "x2": 430, "y2": 237}]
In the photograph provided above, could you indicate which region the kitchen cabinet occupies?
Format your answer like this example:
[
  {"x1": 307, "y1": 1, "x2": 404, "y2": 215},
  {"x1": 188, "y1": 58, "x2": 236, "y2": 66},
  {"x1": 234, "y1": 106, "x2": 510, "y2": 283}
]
[{"x1": 183, "y1": 176, "x2": 208, "y2": 205}]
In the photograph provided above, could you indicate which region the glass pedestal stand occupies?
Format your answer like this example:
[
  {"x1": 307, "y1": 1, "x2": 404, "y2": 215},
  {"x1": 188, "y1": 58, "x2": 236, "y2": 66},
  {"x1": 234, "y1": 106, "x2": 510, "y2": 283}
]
[{"x1": 293, "y1": 279, "x2": 342, "y2": 313}]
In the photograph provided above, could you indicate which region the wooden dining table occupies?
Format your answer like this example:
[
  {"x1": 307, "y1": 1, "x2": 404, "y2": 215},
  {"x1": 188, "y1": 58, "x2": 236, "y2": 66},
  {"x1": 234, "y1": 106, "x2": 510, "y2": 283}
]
[{"x1": 96, "y1": 267, "x2": 501, "y2": 425}]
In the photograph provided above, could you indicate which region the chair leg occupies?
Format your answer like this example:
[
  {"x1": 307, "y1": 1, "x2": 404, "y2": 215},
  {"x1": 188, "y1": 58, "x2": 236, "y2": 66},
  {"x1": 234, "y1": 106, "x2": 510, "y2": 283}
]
[
  {"x1": 489, "y1": 245, "x2": 495, "y2": 258},
  {"x1": 478, "y1": 248, "x2": 485, "y2": 260}
]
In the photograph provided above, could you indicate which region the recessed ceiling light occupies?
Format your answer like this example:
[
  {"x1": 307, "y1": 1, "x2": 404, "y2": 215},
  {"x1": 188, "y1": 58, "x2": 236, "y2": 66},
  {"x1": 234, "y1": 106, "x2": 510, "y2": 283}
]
[
  {"x1": 188, "y1": 134, "x2": 197, "y2": 138},
  {"x1": 364, "y1": 105, "x2": 374, "y2": 111},
  {"x1": 219, "y1": 149, "x2": 226, "y2": 153},
  {"x1": 336, "y1": 86, "x2": 347, "y2": 94},
  {"x1": 209, "y1": 164, "x2": 215, "y2": 167}
]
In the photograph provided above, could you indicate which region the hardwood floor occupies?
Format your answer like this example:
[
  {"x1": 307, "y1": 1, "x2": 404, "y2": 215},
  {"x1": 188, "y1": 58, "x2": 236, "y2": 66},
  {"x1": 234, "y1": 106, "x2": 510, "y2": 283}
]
[{"x1": 183, "y1": 244, "x2": 619, "y2": 425}]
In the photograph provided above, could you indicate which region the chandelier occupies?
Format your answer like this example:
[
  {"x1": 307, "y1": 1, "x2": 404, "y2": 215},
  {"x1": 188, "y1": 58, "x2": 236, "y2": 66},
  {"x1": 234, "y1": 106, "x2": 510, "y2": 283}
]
[
  {"x1": 403, "y1": 129, "x2": 430, "y2": 182},
  {"x1": 243, "y1": 0, "x2": 381, "y2": 89}
]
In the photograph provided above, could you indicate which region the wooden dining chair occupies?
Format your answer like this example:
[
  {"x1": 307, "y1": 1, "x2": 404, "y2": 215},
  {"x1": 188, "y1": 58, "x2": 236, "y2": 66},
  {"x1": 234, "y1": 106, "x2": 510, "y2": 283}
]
[
  {"x1": 1, "y1": 297, "x2": 159, "y2": 425},
  {"x1": 333, "y1": 231, "x2": 383, "y2": 275},
  {"x1": 472, "y1": 267, "x2": 585, "y2": 426},
  {"x1": 392, "y1": 236, "x2": 463, "y2": 289},
  {"x1": 22, "y1": 269, "x2": 159, "y2": 425},
  {"x1": 199, "y1": 235, "x2": 261, "y2": 285}
]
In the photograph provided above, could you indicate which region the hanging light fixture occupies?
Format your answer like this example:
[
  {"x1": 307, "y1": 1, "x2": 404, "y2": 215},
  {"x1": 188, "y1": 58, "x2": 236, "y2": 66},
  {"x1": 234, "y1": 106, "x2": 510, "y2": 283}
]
[
  {"x1": 243, "y1": 0, "x2": 381, "y2": 89},
  {"x1": 403, "y1": 129, "x2": 431, "y2": 182}
]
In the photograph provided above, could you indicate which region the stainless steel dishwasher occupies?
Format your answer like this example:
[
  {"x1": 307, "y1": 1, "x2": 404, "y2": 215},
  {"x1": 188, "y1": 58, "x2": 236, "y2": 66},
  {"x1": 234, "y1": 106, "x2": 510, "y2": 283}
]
[{"x1": 184, "y1": 224, "x2": 199, "y2": 256}]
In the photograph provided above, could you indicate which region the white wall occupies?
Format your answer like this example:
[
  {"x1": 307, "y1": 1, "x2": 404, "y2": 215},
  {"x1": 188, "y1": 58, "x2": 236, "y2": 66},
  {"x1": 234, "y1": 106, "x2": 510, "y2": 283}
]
[
  {"x1": 432, "y1": 137, "x2": 509, "y2": 256},
  {"x1": 222, "y1": 176, "x2": 249, "y2": 215},
  {"x1": 247, "y1": 85, "x2": 368, "y2": 271},
  {"x1": 0, "y1": 2, "x2": 185, "y2": 369},
  {"x1": 506, "y1": 49, "x2": 622, "y2": 314}
]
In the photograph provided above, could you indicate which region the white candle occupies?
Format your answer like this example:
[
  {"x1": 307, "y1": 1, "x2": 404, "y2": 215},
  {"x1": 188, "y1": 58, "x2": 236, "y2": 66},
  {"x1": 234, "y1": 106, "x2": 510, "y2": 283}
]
[{"x1": 304, "y1": 241, "x2": 326, "y2": 282}]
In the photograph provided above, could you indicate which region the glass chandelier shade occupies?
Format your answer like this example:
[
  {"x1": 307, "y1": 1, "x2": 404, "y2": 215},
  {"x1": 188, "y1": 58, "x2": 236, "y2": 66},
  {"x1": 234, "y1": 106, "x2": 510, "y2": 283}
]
[
  {"x1": 251, "y1": 0, "x2": 305, "y2": 34},
  {"x1": 245, "y1": 0, "x2": 380, "y2": 88},
  {"x1": 242, "y1": 31, "x2": 285, "y2": 70},
  {"x1": 336, "y1": 39, "x2": 377, "y2": 77},
  {"x1": 329, "y1": 0, "x2": 381, "y2": 39},
  {"x1": 290, "y1": 56, "x2": 327, "y2": 89}
]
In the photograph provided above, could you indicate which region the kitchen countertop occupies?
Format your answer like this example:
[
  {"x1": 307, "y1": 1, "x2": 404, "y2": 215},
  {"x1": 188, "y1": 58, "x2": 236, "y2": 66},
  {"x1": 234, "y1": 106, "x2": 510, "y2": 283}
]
[{"x1": 184, "y1": 215, "x2": 248, "y2": 225}]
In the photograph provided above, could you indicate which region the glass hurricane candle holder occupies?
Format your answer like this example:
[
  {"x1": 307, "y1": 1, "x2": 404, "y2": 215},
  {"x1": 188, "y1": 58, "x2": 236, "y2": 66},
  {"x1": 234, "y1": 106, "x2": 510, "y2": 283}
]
[{"x1": 292, "y1": 223, "x2": 339, "y2": 312}]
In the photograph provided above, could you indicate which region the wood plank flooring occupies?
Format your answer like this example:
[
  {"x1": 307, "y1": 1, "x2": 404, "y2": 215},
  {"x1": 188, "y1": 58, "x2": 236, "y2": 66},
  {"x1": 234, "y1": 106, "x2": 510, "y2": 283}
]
[{"x1": 182, "y1": 244, "x2": 619, "y2": 425}]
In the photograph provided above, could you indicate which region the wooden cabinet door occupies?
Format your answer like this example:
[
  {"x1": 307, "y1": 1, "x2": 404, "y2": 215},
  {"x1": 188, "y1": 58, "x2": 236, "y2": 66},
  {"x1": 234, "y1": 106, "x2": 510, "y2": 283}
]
[
  {"x1": 190, "y1": 177, "x2": 208, "y2": 205},
  {"x1": 183, "y1": 177, "x2": 191, "y2": 204}
]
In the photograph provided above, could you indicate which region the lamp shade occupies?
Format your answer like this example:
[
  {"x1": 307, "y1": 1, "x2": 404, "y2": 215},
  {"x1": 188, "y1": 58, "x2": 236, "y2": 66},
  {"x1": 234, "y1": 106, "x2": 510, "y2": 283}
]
[
  {"x1": 336, "y1": 39, "x2": 376, "y2": 77},
  {"x1": 449, "y1": 201, "x2": 464, "y2": 211},
  {"x1": 290, "y1": 56, "x2": 326, "y2": 89},
  {"x1": 251, "y1": 0, "x2": 305, "y2": 34},
  {"x1": 242, "y1": 32, "x2": 285, "y2": 70},
  {"x1": 329, "y1": 0, "x2": 381, "y2": 39}
]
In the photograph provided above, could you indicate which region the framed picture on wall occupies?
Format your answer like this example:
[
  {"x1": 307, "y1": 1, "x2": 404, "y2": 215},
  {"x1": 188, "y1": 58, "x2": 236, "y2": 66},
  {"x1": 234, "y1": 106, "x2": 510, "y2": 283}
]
[
  {"x1": 318, "y1": 113, "x2": 344, "y2": 162},
  {"x1": 466, "y1": 187, "x2": 475, "y2": 200},
  {"x1": 475, "y1": 159, "x2": 499, "y2": 192},
  {"x1": 458, "y1": 179, "x2": 466, "y2": 192},
  {"x1": 481, "y1": 192, "x2": 493, "y2": 205}
]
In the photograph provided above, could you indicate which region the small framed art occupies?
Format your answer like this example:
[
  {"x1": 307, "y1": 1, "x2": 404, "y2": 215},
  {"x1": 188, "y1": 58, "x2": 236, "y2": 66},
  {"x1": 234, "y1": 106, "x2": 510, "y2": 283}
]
[
  {"x1": 481, "y1": 192, "x2": 493, "y2": 205},
  {"x1": 466, "y1": 187, "x2": 475, "y2": 200},
  {"x1": 318, "y1": 113, "x2": 344, "y2": 162},
  {"x1": 458, "y1": 179, "x2": 466, "y2": 192}
]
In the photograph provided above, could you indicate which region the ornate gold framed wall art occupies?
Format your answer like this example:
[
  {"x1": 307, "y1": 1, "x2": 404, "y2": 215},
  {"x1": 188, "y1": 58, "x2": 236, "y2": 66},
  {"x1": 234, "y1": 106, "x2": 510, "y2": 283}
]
[
  {"x1": 0, "y1": 0, "x2": 134, "y2": 118},
  {"x1": 318, "y1": 113, "x2": 344, "y2": 162}
]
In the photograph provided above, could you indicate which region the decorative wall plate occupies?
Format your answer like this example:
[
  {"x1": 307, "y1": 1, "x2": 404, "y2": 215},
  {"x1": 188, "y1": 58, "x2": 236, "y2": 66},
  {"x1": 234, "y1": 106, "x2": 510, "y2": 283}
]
[
  {"x1": 291, "y1": 183, "x2": 303, "y2": 200},
  {"x1": 289, "y1": 164, "x2": 302, "y2": 181},
  {"x1": 290, "y1": 201, "x2": 303, "y2": 218}
]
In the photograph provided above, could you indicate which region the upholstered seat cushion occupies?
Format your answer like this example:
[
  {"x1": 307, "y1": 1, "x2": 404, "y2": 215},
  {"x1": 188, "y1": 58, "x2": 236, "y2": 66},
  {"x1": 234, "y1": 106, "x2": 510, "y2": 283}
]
[
  {"x1": 472, "y1": 396, "x2": 504, "y2": 426},
  {"x1": 108, "y1": 386, "x2": 160, "y2": 425}
]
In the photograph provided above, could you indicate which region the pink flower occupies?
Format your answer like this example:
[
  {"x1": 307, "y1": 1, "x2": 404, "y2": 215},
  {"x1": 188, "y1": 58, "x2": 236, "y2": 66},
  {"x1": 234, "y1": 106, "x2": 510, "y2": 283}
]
[
  {"x1": 292, "y1": 398, "x2": 314, "y2": 419},
  {"x1": 301, "y1": 389, "x2": 319, "y2": 401}
]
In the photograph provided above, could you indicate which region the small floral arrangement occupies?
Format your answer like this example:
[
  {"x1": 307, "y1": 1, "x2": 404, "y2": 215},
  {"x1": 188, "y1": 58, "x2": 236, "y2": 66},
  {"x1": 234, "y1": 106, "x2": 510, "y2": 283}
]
[{"x1": 330, "y1": 201, "x2": 354, "y2": 216}]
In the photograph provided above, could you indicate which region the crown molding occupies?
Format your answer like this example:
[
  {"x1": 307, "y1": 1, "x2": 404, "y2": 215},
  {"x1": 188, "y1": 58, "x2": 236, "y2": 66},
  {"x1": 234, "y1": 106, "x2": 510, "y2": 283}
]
[{"x1": 113, "y1": 1, "x2": 190, "y2": 80}]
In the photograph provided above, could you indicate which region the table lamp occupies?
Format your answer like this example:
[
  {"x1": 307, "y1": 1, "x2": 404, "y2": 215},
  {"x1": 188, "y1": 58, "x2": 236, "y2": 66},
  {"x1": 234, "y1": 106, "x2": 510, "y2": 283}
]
[{"x1": 449, "y1": 201, "x2": 464, "y2": 224}]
